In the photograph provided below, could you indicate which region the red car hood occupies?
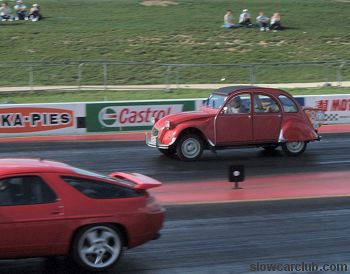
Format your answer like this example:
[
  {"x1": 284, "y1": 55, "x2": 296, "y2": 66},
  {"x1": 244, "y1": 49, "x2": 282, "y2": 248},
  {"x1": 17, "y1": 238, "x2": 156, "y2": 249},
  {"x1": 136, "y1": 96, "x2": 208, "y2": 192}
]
[{"x1": 155, "y1": 110, "x2": 216, "y2": 128}]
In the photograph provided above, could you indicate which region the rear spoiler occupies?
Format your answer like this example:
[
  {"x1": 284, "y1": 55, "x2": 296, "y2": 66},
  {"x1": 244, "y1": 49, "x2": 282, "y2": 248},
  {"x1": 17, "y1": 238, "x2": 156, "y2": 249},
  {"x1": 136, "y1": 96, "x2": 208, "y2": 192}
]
[{"x1": 109, "y1": 172, "x2": 162, "y2": 190}]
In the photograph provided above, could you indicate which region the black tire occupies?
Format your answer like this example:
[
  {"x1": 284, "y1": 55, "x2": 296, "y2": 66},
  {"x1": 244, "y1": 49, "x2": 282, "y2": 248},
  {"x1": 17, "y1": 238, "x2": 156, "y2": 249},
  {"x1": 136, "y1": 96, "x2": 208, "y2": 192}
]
[
  {"x1": 176, "y1": 134, "x2": 203, "y2": 161},
  {"x1": 158, "y1": 146, "x2": 176, "y2": 156},
  {"x1": 71, "y1": 225, "x2": 124, "y2": 272},
  {"x1": 281, "y1": 141, "x2": 307, "y2": 156}
]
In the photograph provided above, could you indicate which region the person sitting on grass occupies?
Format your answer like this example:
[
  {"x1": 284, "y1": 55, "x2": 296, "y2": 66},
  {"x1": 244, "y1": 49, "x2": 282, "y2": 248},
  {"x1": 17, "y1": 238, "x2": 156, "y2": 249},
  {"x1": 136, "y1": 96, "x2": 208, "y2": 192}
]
[
  {"x1": 256, "y1": 11, "x2": 270, "y2": 31},
  {"x1": 223, "y1": 10, "x2": 239, "y2": 28},
  {"x1": 28, "y1": 4, "x2": 41, "y2": 22},
  {"x1": 0, "y1": 2, "x2": 14, "y2": 21},
  {"x1": 14, "y1": 0, "x2": 28, "y2": 20},
  {"x1": 270, "y1": 12, "x2": 283, "y2": 31},
  {"x1": 239, "y1": 9, "x2": 252, "y2": 27}
]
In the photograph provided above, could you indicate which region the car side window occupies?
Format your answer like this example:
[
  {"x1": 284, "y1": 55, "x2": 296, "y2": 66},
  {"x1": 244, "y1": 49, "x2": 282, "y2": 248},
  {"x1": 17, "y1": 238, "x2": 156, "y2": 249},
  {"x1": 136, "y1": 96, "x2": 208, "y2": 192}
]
[
  {"x1": 225, "y1": 94, "x2": 251, "y2": 114},
  {"x1": 0, "y1": 176, "x2": 58, "y2": 206},
  {"x1": 254, "y1": 94, "x2": 280, "y2": 113},
  {"x1": 278, "y1": 95, "x2": 298, "y2": 113},
  {"x1": 61, "y1": 176, "x2": 141, "y2": 199}
]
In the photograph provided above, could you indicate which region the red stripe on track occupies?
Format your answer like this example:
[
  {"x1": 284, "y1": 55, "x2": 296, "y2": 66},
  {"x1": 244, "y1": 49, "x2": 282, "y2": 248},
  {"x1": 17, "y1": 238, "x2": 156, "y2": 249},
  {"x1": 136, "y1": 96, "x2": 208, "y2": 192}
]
[
  {"x1": 319, "y1": 124, "x2": 350, "y2": 133},
  {"x1": 0, "y1": 132, "x2": 146, "y2": 143},
  {"x1": 150, "y1": 171, "x2": 350, "y2": 205}
]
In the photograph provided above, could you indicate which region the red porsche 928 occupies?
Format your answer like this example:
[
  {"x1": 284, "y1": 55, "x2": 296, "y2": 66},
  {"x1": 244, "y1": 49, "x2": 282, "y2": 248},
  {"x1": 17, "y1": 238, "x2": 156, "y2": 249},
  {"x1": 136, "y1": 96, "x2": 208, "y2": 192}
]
[{"x1": 0, "y1": 158, "x2": 165, "y2": 272}]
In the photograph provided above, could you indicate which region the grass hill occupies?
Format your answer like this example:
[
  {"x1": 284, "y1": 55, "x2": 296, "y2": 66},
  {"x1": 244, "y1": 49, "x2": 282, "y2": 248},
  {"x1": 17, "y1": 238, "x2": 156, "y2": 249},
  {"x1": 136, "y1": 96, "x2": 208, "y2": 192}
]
[{"x1": 1, "y1": 0, "x2": 350, "y2": 86}]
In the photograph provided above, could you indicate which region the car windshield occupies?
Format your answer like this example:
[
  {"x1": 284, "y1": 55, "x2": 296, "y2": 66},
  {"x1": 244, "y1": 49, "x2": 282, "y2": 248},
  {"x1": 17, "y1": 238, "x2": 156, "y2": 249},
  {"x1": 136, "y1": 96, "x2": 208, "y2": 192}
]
[
  {"x1": 205, "y1": 94, "x2": 227, "y2": 109},
  {"x1": 72, "y1": 167, "x2": 136, "y2": 188}
]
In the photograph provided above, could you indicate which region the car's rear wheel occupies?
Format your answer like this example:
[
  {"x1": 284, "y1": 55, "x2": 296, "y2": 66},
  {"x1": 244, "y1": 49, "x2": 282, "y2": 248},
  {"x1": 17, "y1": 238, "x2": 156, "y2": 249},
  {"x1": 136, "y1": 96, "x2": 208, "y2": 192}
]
[
  {"x1": 72, "y1": 225, "x2": 123, "y2": 272},
  {"x1": 176, "y1": 134, "x2": 203, "y2": 161},
  {"x1": 281, "y1": 141, "x2": 307, "y2": 156},
  {"x1": 158, "y1": 146, "x2": 176, "y2": 156}
]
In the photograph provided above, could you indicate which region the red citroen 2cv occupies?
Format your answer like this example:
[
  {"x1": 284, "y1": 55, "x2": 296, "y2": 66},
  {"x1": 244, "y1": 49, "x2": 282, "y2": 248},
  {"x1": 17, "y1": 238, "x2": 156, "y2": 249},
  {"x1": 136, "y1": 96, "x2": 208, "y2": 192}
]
[{"x1": 146, "y1": 86, "x2": 322, "y2": 161}]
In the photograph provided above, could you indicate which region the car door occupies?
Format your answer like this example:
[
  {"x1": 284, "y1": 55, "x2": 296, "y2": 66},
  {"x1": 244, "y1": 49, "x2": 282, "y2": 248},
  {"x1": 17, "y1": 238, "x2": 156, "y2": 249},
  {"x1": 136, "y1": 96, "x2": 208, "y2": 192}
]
[
  {"x1": 215, "y1": 93, "x2": 253, "y2": 145},
  {"x1": 0, "y1": 174, "x2": 66, "y2": 258},
  {"x1": 252, "y1": 93, "x2": 282, "y2": 142}
]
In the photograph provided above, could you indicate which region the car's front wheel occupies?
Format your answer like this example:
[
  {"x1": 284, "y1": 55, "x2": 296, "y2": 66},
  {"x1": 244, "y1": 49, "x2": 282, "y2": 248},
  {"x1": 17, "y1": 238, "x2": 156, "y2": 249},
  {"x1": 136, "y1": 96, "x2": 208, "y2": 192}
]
[
  {"x1": 72, "y1": 225, "x2": 123, "y2": 272},
  {"x1": 176, "y1": 134, "x2": 203, "y2": 161},
  {"x1": 281, "y1": 141, "x2": 307, "y2": 156}
]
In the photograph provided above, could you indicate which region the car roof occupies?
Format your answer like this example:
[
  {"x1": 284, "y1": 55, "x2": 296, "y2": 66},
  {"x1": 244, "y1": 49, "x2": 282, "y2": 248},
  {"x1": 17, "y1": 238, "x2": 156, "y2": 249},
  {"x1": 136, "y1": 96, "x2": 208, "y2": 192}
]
[
  {"x1": 0, "y1": 158, "x2": 75, "y2": 176},
  {"x1": 213, "y1": 86, "x2": 289, "y2": 97}
]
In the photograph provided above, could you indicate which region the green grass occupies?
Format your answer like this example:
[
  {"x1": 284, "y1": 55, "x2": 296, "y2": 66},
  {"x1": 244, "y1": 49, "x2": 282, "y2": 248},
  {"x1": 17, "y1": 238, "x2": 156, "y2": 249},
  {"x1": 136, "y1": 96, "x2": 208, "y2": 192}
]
[
  {"x1": 1, "y1": 87, "x2": 349, "y2": 104},
  {"x1": 0, "y1": 0, "x2": 350, "y2": 87}
]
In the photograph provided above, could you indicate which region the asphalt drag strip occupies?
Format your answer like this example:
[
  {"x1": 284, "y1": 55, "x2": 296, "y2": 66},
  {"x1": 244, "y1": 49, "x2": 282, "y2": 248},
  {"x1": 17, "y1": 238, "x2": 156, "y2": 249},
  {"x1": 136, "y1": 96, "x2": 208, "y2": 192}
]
[{"x1": 2, "y1": 197, "x2": 350, "y2": 274}]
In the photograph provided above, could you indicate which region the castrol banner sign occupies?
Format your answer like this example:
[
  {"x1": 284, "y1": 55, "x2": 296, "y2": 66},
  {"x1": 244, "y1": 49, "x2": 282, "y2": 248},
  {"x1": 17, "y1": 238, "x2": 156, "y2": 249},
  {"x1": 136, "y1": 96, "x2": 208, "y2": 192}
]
[
  {"x1": 86, "y1": 100, "x2": 196, "y2": 132},
  {"x1": 304, "y1": 95, "x2": 350, "y2": 124},
  {"x1": 0, "y1": 104, "x2": 85, "y2": 136}
]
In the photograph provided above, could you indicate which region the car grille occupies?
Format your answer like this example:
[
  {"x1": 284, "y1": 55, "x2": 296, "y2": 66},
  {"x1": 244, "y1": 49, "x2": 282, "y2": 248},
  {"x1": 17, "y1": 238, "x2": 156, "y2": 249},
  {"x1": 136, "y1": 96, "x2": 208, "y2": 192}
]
[{"x1": 152, "y1": 127, "x2": 159, "y2": 137}]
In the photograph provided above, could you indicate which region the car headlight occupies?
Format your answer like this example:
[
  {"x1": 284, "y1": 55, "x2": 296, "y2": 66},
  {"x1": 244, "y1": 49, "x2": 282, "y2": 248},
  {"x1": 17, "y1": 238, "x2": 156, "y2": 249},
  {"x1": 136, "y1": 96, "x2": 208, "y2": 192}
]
[{"x1": 165, "y1": 120, "x2": 173, "y2": 130}]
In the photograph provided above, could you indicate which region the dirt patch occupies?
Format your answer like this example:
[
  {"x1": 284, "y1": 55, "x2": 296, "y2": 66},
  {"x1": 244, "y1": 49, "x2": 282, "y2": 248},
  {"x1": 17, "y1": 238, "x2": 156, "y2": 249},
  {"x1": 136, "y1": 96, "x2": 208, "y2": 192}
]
[
  {"x1": 258, "y1": 41, "x2": 269, "y2": 47},
  {"x1": 140, "y1": 1, "x2": 179, "y2": 7}
]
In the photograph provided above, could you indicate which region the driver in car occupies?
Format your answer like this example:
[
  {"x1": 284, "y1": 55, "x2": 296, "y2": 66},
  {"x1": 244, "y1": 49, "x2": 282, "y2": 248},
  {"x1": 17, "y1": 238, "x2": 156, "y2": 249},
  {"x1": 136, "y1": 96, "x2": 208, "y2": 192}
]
[{"x1": 228, "y1": 96, "x2": 249, "y2": 114}]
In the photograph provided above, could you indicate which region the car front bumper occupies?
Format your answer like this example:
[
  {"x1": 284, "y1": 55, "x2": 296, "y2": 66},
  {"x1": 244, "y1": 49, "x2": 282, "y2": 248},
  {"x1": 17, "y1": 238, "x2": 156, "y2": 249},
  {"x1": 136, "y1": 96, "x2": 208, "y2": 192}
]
[{"x1": 145, "y1": 132, "x2": 170, "y2": 149}]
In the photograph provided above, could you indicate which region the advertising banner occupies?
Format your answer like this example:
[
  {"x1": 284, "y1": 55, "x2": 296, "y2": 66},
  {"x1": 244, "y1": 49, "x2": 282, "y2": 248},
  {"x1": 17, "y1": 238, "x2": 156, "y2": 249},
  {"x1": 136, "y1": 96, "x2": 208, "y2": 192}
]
[
  {"x1": 86, "y1": 100, "x2": 196, "y2": 132},
  {"x1": 304, "y1": 95, "x2": 350, "y2": 124},
  {"x1": 0, "y1": 103, "x2": 85, "y2": 136}
]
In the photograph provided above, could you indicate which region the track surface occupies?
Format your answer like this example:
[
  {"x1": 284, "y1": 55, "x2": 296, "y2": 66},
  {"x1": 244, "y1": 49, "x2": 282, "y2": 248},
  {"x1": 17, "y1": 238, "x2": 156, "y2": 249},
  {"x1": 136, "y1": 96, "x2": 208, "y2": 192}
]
[
  {"x1": 1, "y1": 133, "x2": 350, "y2": 273},
  {"x1": 1, "y1": 133, "x2": 349, "y2": 182},
  {"x1": 2, "y1": 199, "x2": 350, "y2": 274}
]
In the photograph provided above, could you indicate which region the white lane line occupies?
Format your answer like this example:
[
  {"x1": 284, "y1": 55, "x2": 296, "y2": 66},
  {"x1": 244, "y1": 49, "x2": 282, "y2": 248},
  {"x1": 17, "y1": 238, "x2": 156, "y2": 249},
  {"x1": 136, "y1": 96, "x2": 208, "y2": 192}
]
[{"x1": 318, "y1": 160, "x2": 350, "y2": 165}]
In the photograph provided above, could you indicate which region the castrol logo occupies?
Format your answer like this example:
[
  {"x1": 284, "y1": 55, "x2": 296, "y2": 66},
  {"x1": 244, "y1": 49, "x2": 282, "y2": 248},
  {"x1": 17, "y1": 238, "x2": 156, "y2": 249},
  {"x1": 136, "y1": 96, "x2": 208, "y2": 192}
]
[{"x1": 98, "y1": 105, "x2": 182, "y2": 127}]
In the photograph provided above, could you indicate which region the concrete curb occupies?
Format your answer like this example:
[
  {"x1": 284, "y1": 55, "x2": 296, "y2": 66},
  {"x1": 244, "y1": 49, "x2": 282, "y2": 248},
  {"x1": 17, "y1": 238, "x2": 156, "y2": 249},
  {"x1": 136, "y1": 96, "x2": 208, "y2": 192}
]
[{"x1": 0, "y1": 81, "x2": 350, "y2": 93}]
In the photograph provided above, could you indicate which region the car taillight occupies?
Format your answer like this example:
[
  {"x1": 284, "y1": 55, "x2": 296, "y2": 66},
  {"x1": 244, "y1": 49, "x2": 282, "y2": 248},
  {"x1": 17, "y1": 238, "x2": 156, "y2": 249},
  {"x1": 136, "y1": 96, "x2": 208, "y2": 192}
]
[{"x1": 146, "y1": 195, "x2": 163, "y2": 212}]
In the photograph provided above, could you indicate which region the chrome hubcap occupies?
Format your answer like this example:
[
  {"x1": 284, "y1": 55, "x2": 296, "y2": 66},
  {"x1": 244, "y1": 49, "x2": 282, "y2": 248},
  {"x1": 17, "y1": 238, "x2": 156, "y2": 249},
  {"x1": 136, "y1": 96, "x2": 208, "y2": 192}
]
[
  {"x1": 182, "y1": 138, "x2": 200, "y2": 158},
  {"x1": 286, "y1": 141, "x2": 304, "y2": 153},
  {"x1": 78, "y1": 226, "x2": 121, "y2": 269}
]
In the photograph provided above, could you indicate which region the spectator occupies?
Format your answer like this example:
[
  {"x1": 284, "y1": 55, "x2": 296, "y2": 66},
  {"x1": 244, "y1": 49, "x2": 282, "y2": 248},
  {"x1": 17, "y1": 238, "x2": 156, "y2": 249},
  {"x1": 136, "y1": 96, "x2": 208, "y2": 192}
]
[
  {"x1": 239, "y1": 9, "x2": 252, "y2": 27},
  {"x1": 14, "y1": 0, "x2": 27, "y2": 20},
  {"x1": 256, "y1": 11, "x2": 270, "y2": 31},
  {"x1": 29, "y1": 3, "x2": 41, "y2": 22},
  {"x1": 0, "y1": 2, "x2": 14, "y2": 21},
  {"x1": 223, "y1": 10, "x2": 235, "y2": 28},
  {"x1": 270, "y1": 12, "x2": 283, "y2": 31}
]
